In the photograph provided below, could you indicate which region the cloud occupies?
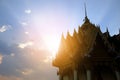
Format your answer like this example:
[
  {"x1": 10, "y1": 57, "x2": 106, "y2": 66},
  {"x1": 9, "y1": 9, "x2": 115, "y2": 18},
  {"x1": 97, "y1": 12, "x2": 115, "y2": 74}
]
[
  {"x1": 0, "y1": 40, "x2": 58, "y2": 80},
  {"x1": 25, "y1": 31, "x2": 29, "y2": 35},
  {"x1": 10, "y1": 53, "x2": 15, "y2": 57},
  {"x1": 17, "y1": 68, "x2": 33, "y2": 75},
  {"x1": 18, "y1": 41, "x2": 33, "y2": 49},
  {"x1": 0, "y1": 54, "x2": 3, "y2": 64},
  {"x1": 21, "y1": 22, "x2": 28, "y2": 26},
  {"x1": 25, "y1": 9, "x2": 31, "y2": 14},
  {"x1": 43, "y1": 56, "x2": 52, "y2": 63},
  {"x1": 0, "y1": 25, "x2": 12, "y2": 32}
]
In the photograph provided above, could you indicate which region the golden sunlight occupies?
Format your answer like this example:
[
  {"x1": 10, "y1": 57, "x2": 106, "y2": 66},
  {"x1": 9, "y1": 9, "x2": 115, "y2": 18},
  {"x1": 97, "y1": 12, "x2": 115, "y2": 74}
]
[{"x1": 43, "y1": 35, "x2": 60, "y2": 58}]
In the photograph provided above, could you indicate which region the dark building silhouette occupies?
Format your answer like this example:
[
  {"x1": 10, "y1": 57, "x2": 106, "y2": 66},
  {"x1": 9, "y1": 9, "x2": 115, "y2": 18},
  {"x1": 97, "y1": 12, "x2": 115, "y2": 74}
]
[{"x1": 52, "y1": 5, "x2": 120, "y2": 80}]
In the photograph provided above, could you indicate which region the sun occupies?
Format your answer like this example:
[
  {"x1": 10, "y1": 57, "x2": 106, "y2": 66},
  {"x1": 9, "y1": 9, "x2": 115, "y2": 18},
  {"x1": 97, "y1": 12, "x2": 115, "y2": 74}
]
[
  {"x1": 43, "y1": 35, "x2": 60, "y2": 58},
  {"x1": 29, "y1": 12, "x2": 63, "y2": 58}
]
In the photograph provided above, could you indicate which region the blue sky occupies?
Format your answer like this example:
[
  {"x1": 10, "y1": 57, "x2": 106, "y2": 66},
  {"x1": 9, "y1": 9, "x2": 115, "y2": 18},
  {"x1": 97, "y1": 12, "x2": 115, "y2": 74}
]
[{"x1": 0, "y1": 0, "x2": 120, "y2": 80}]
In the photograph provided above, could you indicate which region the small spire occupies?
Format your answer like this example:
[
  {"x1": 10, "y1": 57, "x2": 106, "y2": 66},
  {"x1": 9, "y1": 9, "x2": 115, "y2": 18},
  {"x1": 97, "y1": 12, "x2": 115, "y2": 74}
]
[
  {"x1": 106, "y1": 27, "x2": 110, "y2": 37},
  {"x1": 67, "y1": 31, "x2": 70, "y2": 36},
  {"x1": 73, "y1": 29, "x2": 77, "y2": 36},
  {"x1": 84, "y1": 3, "x2": 89, "y2": 23},
  {"x1": 74, "y1": 28, "x2": 77, "y2": 33},
  {"x1": 61, "y1": 32, "x2": 65, "y2": 41},
  {"x1": 65, "y1": 31, "x2": 71, "y2": 42},
  {"x1": 84, "y1": 3, "x2": 87, "y2": 18},
  {"x1": 106, "y1": 27, "x2": 109, "y2": 33}
]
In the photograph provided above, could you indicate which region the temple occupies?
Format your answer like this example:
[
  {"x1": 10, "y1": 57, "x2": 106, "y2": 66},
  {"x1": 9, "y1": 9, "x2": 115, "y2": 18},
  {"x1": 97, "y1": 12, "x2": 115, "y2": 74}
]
[{"x1": 52, "y1": 5, "x2": 120, "y2": 80}]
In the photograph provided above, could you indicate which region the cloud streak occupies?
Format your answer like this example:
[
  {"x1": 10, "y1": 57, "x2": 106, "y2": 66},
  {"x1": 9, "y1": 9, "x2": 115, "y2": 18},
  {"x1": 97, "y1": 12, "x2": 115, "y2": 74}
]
[
  {"x1": 18, "y1": 41, "x2": 33, "y2": 49},
  {"x1": 21, "y1": 22, "x2": 28, "y2": 26},
  {"x1": 0, "y1": 25, "x2": 12, "y2": 32},
  {"x1": 25, "y1": 9, "x2": 31, "y2": 14}
]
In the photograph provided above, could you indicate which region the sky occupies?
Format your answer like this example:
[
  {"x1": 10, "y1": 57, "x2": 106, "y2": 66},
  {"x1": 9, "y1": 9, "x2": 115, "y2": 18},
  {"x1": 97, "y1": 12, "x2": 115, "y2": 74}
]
[{"x1": 0, "y1": 0, "x2": 120, "y2": 80}]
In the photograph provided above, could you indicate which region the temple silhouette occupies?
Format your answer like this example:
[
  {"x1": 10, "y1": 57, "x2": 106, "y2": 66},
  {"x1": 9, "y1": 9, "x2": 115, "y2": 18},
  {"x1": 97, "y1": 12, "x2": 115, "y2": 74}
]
[{"x1": 52, "y1": 4, "x2": 120, "y2": 80}]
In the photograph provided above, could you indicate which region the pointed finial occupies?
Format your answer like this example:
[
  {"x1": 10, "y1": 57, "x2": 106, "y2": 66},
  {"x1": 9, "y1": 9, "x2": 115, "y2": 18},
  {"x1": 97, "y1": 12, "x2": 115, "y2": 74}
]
[
  {"x1": 84, "y1": 3, "x2": 87, "y2": 18},
  {"x1": 106, "y1": 27, "x2": 110, "y2": 37},
  {"x1": 67, "y1": 31, "x2": 70, "y2": 36},
  {"x1": 106, "y1": 27, "x2": 109, "y2": 33},
  {"x1": 74, "y1": 28, "x2": 77, "y2": 33},
  {"x1": 61, "y1": 32, "x2": 65, "y2": 40},
  {"x1": 84, "y1": 3, "x2": 89, "y2": 23},
  {"x1": 73, "y1": 28, "x2": 77, "y2": 35}
]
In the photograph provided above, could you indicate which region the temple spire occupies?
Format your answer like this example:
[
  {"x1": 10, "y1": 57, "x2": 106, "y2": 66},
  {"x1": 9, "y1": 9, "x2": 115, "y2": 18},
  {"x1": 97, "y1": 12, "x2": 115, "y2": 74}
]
[
  {"x1": 106, "y1": 27, "x2": 110, "y2": 37},
  {"x1": 84, "y1": 3, "x2": 87, "y2": 18},
  {"x1": 84, "y1": 3, "x2": 89, "y2": 23},
  {"x1": 73, "y1": 29, "x2": 77, "y2": 36},
  {"x1": 106, "y1": 27, "x2": 109, "y2": 33}
]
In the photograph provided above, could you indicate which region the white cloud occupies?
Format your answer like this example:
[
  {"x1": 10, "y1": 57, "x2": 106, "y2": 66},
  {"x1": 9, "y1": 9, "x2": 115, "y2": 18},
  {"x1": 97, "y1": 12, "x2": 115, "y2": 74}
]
[
  {"x1": 0, "y1": 25, "x2": 12, "y2": 32},
  {"x1": 0, "y1": 54, "x2": 3, "y2": 64},
  {"x1": 21, "y1": 22, "x2": 28, "y2": 26},
  {"x1": 18, "y1": 41, "x2": 33, "y2": 49},
  {"x1": 25, "y1": 9, "x2": 31, "y2": 14},
  {"x1": 25, "y1": 31, "x2": 29, "y2": 35},
  {"x1": 10, "y1": 53, "x2": 15, "y2": 57}
]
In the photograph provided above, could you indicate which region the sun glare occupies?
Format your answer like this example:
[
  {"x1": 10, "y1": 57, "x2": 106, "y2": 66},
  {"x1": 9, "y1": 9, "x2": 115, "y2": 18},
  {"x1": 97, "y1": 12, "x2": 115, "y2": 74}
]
[
  {"x1": 43, "y1": 35, "x2": 60, "y2": 58},
  {"x1": 29, "y1": 12, "x2": 64, "y2": 58}
]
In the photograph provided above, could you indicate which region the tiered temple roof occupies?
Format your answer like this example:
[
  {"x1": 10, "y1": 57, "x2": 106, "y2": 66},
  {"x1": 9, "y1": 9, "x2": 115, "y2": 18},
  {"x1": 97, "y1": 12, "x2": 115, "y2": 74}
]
[
  {"x1": 52, "y1": 5, "x2": 120, "y2": 80},
  {"x1": 53, "y1": 16, "x2": 120, "y2": 71}
]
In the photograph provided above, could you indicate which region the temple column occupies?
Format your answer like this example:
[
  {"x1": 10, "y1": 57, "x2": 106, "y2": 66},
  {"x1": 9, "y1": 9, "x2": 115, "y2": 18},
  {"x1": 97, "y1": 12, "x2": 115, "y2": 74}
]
[
  {"x1": 63, "y1": 75, "x2": 69, "y2": 80},
  {"x1": 86, "y1": 70, "x2": 91, "y2": 80},
  {"x1": 115, "y1": 71, "x2": 120, "y2": 80},
  {"x1": 74, "y1": 69, "x2": 78, "y2": 80},
  {"x1": 59, "y1": 75, "x2": 63, "y2": 80}
]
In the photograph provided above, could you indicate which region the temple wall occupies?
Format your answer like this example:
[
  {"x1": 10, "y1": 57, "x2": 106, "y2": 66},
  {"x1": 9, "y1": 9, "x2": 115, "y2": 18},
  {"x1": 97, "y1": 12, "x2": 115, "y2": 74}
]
[
  {"x1": 62, "y1": 70, "x2": 74, "y2": 80},
  {"x1": 60, "y1": 66, "x2": 119, "y2": 80}
]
